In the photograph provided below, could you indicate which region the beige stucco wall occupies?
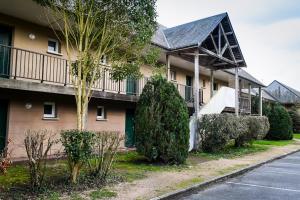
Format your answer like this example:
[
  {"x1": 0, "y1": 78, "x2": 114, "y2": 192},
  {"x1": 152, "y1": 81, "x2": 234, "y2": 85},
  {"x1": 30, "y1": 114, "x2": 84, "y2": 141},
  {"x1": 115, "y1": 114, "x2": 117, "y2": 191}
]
[
  {"x1": 169, "y1": 66, "x2": 228, "y2": 104},
  {"x1": 4, "y1": 92, "x2": 130, "y2": 159}
]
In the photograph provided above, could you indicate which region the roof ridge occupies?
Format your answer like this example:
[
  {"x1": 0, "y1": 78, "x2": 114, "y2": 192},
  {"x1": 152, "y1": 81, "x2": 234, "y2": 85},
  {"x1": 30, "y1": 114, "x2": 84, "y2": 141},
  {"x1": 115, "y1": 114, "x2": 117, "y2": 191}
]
[
  {"x1": 272, "y1": 80, "x2": 300, "y2": 98},
  {"x1": 164, "y1": 12, "x2": 227, "y2": 31}
]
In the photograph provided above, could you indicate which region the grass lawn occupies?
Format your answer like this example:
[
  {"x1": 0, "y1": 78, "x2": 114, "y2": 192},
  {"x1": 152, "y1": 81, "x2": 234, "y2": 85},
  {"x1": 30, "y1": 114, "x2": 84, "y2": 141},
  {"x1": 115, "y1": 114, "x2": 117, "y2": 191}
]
[
  {"x1": 193, "y1": 143, "x2": 269, "y2": 159},
  {"x1": 293, "y1": 133, "x2": 300, "y2": 139},
  {"x1": 0, "y1": 138, "x2": 296, "y2": 198},
  {"x1": 253, "y1": 139, "x2": 295, "y2": 146}
]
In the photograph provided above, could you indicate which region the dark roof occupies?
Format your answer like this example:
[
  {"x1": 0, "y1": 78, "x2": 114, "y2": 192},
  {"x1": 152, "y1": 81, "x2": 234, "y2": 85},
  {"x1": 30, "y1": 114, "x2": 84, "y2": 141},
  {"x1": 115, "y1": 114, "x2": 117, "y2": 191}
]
[
  {"x1": 152, "y1": 13, "x2": 227, "y2": 50},
  {"x1": 224, "y1": 68, "x2": 265, "y2": 87},
  {"x1": 163, "y1": 13, "x2": 227, "y2": 50},
  {"x1": 273, "y1": 80, "x2": 300, "y2": 98},
  {"x1": 151, "y1": 24, "x2": 169, "y2": 49},
  {"x1": 151, "y1": 13, "x2": 246, "y2": 68}
]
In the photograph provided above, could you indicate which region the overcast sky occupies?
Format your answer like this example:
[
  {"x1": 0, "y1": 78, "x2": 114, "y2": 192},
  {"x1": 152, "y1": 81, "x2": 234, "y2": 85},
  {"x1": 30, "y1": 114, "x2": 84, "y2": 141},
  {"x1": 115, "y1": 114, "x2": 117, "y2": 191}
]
[{"x1": 156, "y1": 0, "x2": 300, "y2": 90}]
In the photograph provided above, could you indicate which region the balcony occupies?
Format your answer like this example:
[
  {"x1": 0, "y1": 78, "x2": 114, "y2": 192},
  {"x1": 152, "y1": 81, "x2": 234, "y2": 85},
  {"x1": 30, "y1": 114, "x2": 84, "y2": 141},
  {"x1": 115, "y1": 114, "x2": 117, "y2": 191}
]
[
  {"x1": 0, "y1": 44, "x2": 201, "y2": 106},
  {"x1": 239, "y1": 96, "x2": 251, "y2": 114}
]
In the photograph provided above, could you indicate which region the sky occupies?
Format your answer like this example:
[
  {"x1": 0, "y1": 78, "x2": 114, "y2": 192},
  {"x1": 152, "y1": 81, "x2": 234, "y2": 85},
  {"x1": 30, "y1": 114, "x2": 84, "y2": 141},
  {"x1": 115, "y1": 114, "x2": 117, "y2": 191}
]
[{"x1": 156, "y1": 0, "x2": 300, "y2": 91}]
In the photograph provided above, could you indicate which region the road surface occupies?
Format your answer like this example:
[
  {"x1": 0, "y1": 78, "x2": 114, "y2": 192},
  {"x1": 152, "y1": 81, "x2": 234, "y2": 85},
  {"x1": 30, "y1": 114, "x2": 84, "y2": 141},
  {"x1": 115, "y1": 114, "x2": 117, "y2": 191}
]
[{"x1": 180, "y1": 151, "x2": 300, "y2": 200}]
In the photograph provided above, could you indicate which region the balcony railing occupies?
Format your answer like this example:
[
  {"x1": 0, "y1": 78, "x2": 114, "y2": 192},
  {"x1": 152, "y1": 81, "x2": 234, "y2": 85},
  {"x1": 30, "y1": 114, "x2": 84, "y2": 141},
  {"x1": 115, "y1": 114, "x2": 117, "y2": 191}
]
[
  {"x1": 0, "y1": 44, "x2": 201, "y2": 104},
  {"x1": 239, "y1": 96, "x2": 251, "y2": 114}
]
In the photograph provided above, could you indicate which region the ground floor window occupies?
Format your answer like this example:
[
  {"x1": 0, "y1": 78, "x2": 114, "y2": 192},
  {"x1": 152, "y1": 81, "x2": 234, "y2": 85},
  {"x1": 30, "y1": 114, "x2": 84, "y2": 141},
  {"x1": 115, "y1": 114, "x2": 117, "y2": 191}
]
[
  {"x1": 43, "y1": 102, "x2": 56, "y2": 118},
  {"x1": 96, "y1": 106, "x2": 106, "y2": 120}
]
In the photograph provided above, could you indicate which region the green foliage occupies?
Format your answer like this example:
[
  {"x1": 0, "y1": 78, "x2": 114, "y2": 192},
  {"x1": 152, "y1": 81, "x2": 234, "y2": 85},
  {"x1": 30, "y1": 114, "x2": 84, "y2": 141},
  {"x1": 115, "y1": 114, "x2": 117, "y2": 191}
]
[
  {"x1": 235, "y1": 116, "x2": 270, "y2": 147},
  {"x1": 288, "y1": 107, "x2": 300, "y2": 133},
  {"x1": 199, "y1": 114, "x2": 236, "y2": 152},
  {"x1": 24, "y1": 130, "x2": 57, "y2": 190},
  {"x1": 135, "y1": 75, "x2": 189, "y2": 164},
  {"x1": 265, "y1": 104, "x2": 293, "y2": 140},
  {"x1": 88, "y1": 131, "x2": 122, "y2": 182},
  {"x1": 89, "y1": 188, "x2": 117, "y2": 200},
  {"x1": 199, "y1": 114, "x2": 270, "y2": 152},
  {"x1": 61, "y1": 130, "x2": 95, "y2": 183}
]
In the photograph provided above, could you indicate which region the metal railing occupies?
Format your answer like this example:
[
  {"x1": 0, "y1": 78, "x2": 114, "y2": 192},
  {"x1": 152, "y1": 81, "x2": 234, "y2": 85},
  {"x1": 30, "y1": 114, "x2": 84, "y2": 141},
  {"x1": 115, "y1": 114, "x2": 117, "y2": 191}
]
[
  {"x1": 0, "y1": 44, "x2": 203, "y2": 102},
  {"x1": 173, "y1": 82, "x2": 203, "y2": 105},
  {"x1": 239, "y1": 96, "x2": 251, "y2": 114}
]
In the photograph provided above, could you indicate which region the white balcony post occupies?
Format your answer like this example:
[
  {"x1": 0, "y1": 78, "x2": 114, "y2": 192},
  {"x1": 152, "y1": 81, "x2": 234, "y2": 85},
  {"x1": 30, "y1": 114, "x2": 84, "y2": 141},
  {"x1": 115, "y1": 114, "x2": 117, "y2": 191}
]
[
  {"x1": 166, "y1": 54, "x2": 171, "y2": 81},
  {"x1": 259, "y1": 86, "x2": 263, "y2": 116},
  {"x1": 194, "y1": 51, "x2": 200, "y2": 115},
  {"x1": 210, "y1": 69, "x2": 214, "y2": 98},
  {"x1": 235, "y1": 67, "x2": 239, "y2": 116},
  {"x1": 248, "y1": 84, "x2": 252, "y2": 114}
]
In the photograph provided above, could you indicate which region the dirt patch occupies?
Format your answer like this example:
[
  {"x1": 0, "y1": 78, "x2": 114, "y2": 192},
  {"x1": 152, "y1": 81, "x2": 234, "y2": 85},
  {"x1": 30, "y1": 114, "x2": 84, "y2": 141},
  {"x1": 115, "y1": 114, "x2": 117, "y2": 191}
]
[{"x1": 108, "y1": 143, "x2": 300, "y2": 200}]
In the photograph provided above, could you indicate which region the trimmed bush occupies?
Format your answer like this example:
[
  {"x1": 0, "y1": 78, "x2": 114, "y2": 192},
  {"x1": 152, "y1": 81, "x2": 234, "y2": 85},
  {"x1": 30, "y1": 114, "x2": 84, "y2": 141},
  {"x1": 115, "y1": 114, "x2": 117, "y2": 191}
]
[
  {"x1": 199, "y1": 114, "x2": 235, "y2": 152},
  {"x1": 135, "y1": 75, "x2": 189, "y2": 164},
  {"x1": 235, "y1": 116, "x2": 270, "y2": 147},
  {"x1": 61, "y1": 130, "x2": 95, "y2": 183},
  {"x1": 199, "y1": 114, "x2": 270, "y2": 151},
  {"x1": 288, "y1": 107, "x2": 300, "y2": 133},
  {"x1": 265, "y1": 104, "x2": 293, "y2": 140}
]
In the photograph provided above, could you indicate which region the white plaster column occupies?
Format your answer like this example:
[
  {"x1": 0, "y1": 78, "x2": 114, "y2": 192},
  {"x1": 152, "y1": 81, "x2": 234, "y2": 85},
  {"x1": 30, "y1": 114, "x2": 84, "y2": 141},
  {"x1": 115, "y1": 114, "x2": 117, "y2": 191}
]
[
  {"x1": 210, "y1": 69, "x2": 214, "y2": 98},
  {"x1": 259, "y1": 86, "x2": 263, "y2": 116},
  {"x1": 194, "y1": 51, "x2": 200, "y2": 115},
  {"x1": 248, "y1": 84, "x2": 252, "y2": 115},
  {"x1": 235, "y1": 67, "x2": 239, "y2": 116},
  {"x1": 166, "y1": 54, "x2": 171, "y2": 81}
]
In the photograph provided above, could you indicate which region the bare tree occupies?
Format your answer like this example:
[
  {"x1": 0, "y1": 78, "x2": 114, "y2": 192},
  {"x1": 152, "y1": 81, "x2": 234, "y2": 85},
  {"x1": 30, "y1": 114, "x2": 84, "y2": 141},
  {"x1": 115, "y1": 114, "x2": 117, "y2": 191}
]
[{"x1": 36, "y1": 0, "x2": 157, "y2": 130}]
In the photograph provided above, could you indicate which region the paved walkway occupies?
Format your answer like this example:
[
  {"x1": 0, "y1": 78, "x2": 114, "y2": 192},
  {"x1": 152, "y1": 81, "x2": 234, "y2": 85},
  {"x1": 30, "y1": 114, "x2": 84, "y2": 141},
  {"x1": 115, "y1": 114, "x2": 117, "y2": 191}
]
[{"x1": 181, "y1": 151, "x2": 300, "y2": 200}]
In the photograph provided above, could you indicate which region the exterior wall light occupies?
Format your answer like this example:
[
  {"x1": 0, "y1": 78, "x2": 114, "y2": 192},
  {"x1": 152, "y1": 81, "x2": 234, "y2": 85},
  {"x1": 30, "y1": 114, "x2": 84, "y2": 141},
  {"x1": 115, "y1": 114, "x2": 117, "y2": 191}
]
[
  {"x1": 29, "y1": 33, "x2": 36, "y2": 40},
  {"x1": 25, "y1": 103, "x2": 32, "y2": 109}
]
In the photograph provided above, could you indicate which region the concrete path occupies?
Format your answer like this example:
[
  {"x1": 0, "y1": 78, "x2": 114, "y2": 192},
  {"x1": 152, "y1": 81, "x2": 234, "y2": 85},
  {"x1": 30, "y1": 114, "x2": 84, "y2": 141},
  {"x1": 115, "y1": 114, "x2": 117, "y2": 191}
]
[{"x1": 180, "y1": 151, "x2": 300, "y2": 200}]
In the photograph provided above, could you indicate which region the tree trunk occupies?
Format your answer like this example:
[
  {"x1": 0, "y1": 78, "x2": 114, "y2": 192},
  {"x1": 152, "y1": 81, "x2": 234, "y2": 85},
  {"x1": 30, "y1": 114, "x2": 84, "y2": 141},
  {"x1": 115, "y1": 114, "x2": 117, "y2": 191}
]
[{"x1": 71, "y1": 164, "x2": 80, "y2": 184}]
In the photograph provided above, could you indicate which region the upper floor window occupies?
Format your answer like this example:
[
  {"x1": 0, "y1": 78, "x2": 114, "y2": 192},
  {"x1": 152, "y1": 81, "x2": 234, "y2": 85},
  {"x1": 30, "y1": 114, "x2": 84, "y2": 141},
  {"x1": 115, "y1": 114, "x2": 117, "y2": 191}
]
[
  {"x1": 48, "y1": 39, "x2": 60, "y2": 54},
  {"x1": 213, "y1": 83, "x2": 218, "y2": 91},
  {"x1": 170, "y1": 70, "x2": 176, "y2": 81},
  {"x1": 100, "y1": 55, "x2": 107, "y2": 65},
  {"x1": 43, "y1": 102, "x2": 56, "y2": 118}
]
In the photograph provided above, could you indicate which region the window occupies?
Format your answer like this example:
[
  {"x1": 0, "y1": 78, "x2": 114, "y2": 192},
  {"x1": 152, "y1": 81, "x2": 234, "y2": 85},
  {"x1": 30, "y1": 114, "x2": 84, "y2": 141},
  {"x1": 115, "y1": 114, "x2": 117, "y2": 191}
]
[
  {"x1": 48, "y1": 39, "x2": 59, "y2": 54},
  {"x1": 203, "y1": 80, "x2": 206, "y2": 88},
  {"x1": 170, "y1": 70, "x2": 176, "y2": 81},
  {"x1": 96, "y1": 106, "x2": 106, "y2": 120},
  {"x1": 100, "y1": 55, "x2": 107, "y2": 65},
  {"x1": 43, "y1": 102, "x2": 56, "y2": 118},
  {"x1": 213, "y1": 83, "x2": 218, "y2": 91}
]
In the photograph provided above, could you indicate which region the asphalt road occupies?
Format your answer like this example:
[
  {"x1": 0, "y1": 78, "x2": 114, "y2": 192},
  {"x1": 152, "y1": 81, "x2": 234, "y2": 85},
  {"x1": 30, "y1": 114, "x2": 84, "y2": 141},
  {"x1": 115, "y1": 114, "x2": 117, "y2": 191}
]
[{"x1": 180, "y1": 151, "x2": 300, "y2": 200}]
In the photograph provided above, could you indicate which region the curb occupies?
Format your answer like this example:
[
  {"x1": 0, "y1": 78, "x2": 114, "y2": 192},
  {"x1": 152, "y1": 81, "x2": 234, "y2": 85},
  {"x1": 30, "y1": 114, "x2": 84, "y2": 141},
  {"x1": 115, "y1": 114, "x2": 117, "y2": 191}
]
[{"x1": 151, "y1": 148, "x2": 300, "y2": 200}]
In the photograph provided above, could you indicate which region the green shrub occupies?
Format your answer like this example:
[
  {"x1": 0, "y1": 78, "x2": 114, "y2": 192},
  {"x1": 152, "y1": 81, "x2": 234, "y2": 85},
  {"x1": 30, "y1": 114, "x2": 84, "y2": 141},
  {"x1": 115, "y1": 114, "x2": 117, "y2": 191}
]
[
  {"x1": 24, "y1": 130, "x2": 57, "y2": 190},
  {"x1": 199, "y1": 114, "x2": 270, "y2": 151},
  {"x1": 61, "y1": 130, "x2": 95, "y2": 183},
  {"x1": 135, "y1": 75, "x2": 189, "y2": 164},
  {"x1": 199, "y1": 114, "x2": 242, "y2": 152},
  {"x1": 288, "y1": 107, "x2": 300, "y2": 133},
  {"x1": 235, "y1": 116, "x2": 270, "y2": 147},
  {"x1": 88, "y1": 131, "x2": 122, "y2": 182},
  {"x1": 265, "y1": 104, "x2": 293, "y2": 140}
]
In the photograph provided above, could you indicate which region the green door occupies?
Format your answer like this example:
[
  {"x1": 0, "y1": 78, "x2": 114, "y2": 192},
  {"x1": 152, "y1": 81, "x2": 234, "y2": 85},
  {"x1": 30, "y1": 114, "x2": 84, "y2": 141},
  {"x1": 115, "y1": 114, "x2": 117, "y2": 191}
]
[
  {"x1": 185, "y1": 76, "x2": 192, "y2": 101},
  {"x1": 0, "y1": 100, "x2": 8, "y2": 153},
  {"x1": 126, "y1": 77, "x2": 137, "y2": 95},
  {"x1": 0, "y1": 25, "x2": 12, "y2": 78},
  {"x1": 125, "y1": 109, "x2": 135, "y2": 147}
]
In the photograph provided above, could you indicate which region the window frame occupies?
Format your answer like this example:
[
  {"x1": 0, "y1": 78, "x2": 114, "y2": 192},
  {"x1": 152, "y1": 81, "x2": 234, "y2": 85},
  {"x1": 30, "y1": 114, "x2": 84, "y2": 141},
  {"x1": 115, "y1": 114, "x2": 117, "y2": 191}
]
[
  {"x1": 43, "y1": 102, "x2": 56, "y2": 118},
  {"x1": 96, "y1": 106, "x2": 105, "y2": 120},
  {"x1": 47, "y1": 38, "x2": 60, "y2": 54}
]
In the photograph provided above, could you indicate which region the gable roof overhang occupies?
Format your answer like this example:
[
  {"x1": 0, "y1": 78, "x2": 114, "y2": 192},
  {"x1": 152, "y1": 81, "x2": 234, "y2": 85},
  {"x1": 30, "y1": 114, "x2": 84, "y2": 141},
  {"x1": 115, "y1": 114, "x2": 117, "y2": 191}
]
[{"x1": 152, "y1": 13, "x2": 246, "y2": 71}]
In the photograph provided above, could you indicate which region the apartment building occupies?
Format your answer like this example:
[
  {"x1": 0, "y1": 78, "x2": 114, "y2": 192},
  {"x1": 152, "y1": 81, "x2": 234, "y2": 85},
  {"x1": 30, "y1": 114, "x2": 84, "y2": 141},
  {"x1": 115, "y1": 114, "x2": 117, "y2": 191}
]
[{"x1": 0, "y1": 0, "x2": 265, "y2": 158}]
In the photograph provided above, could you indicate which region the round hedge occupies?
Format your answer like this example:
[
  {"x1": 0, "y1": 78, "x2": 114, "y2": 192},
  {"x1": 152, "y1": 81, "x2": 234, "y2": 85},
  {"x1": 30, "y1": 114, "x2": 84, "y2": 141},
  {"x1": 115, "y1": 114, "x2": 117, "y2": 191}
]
[
  {"x1": 265, "y1": 104, "x2": 293, "y2": 140},
  {"x1": 135, "y1": 75, "x2": 189, "y2": 164}
]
